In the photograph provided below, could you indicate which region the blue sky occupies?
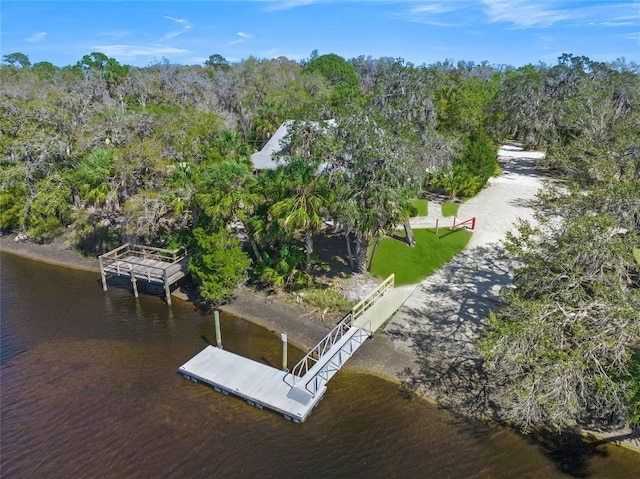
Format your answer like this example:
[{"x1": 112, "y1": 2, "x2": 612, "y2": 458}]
[{"x1": 1, "y1": 1, "x2": 639, "y2": 68}]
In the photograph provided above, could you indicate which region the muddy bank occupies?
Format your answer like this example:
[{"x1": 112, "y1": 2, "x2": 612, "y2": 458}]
[
  {"x1": 0, "y1": 233, "x2": 418, "y2": 383},
  {"x1": 0, "y1": 233, "x2": 99, "y2": 272}
]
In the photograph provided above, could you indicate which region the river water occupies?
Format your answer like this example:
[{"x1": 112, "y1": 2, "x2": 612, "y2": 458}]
[{"x1": 1, "y1": 252, "x2": 639, "y2": 478}]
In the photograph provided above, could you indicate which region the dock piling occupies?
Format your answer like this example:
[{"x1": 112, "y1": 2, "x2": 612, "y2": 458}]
[
  {"x1": 99, "y1": 256, "x2": 108, "y2": 291},
  {"x1": 281, "y1": 332, "x2": 288, "y2": 371},
  {"x1": 214, "y1": 311, "x2": 222, "y2": 349},
  {"x1": 163, "y1": 269, "x2": 172, "y2": 306},
  {"x1": 129, "y1": 264, "x2": 138, "y2": 298}
]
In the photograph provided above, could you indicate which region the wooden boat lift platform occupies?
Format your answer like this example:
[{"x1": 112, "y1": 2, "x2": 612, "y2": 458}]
[{"x1": 98, "y1": 244, "x2": 188, "y2": 305}]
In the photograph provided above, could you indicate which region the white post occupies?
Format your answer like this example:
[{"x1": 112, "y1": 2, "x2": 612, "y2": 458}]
[
  {"x1": 214, "y1": 310, "x2": 222, "y2": 349},
  {"x1": 281, "y1": 332, "x2": 288, "y2": 371}
]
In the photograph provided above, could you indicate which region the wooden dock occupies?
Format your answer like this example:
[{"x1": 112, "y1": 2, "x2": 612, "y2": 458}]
[
  {"x1": 179, "y1": 275, "x2": 415, "y2": 422},
  {"x1": 98, "y1": 244, "x2": 188, "y2": 305}
]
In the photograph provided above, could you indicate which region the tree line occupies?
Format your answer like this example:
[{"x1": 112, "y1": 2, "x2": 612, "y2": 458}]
[
  {"x1": 480, "y1": 54, "x2": 640, "y2": 434},
  {"x1": 1, "y1": 51, "x2": 638, "y2": 433},
  {"x1": 0, "y1": 51, "x2": 501, "y2": 282}
]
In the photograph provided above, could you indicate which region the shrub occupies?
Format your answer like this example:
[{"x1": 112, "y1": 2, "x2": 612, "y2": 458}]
[{"x1": 189, "y1": 227, "x2": 251, "y2": 306}]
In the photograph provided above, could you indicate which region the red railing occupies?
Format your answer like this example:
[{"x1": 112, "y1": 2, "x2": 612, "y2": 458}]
[{"x1": 452, "y1": 217, "x2": 476, "y2": 230}]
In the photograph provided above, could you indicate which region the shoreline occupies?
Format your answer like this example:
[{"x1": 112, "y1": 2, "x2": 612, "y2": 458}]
[
  {"x1": 2, "y1": 232, "x2": 638, "y2": 454},
  {"x1": 0, "y1": 234, "x2": 417, "y2": 383},
  {"x1": 0, "y1": 234, "x2": 101, "y2": 273}
]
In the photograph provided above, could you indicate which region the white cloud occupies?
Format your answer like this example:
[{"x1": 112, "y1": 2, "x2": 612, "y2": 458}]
[
  {"x1": 481, "y1": 0, "x2": 640, "y2": 29},
  {"x1": 93, "y1": 44, "x2": 190, "y2": 61},
  {"x1": 599, "y1": 21, "x2": 636, "y2": 27},
  {"x1": 163, "y1": 25, "x2": 193, "y2": 40},
  {"x1": 162, "y1": 15, "x2": 192, "y2": 40},
  {"x1": 624, "y1": 31, "x2": 640, "y2": 43},
  {"x1": 27, "y1": 32, "x2": 47, "y2": 43},
  {"x1": 401, "y1": 1, "x2": 470, "y2": 27},
  {"x1": 229, "y1": 31, "x2": 253, "y2": 45},
  {"x1": 481, "y1": 0, "x2": 571, "y2": 28},
  {"x1": 411, "y1": 20, "x2": 459, "y2": 27},
  {"x1": 164, "y1": 16, "x2": 188, "y2": 24},
  {"x1": 410, "y1": 4, "x2": 458, "y2": 15},
  {"x1": 263, "y1": 1, "x2": 316, "y2": 12},
  {"x1": 254, "y1": 47, "x2": 304, "y2": 61},
  {"x1": 401, "y1": 0, "x2": 640, "y2": 31}
]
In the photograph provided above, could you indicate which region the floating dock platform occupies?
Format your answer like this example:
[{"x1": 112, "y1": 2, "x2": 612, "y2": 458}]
[
  {"x1": 179, "y1": 345, "x2": 326, "y2": 423},
  {"x1": 178, "y1": 274, "x2": 414, "y2": 422}
]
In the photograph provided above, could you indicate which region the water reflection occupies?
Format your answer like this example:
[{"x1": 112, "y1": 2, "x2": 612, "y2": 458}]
[{"x1": 1, "y1": 252, "x2": 638, "y2": 478}]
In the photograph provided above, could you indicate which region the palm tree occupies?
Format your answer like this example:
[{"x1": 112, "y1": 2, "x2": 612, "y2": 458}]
[
  {"x1": 268, "y1": 158, "x2": 327, "y2": 273},
  {"x1": 194, "y1": 160, "x2": 261, "y2": 260},
  {"x1": 74, "y1": 148, "x2": 116, "y2": 209},
  {"x1": 394, "y1": 196, "x2": 417, "y2": 248}
]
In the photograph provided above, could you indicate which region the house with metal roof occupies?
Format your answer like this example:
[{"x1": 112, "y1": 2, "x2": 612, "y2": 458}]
[{"x1": 250, "y1": 120, "x2": 337, "y2": 170}]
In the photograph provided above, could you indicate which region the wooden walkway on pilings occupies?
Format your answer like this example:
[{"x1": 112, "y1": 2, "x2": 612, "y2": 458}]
[
  {"x1": 179, "y1": 274, "x2": 415, "y2": 422},
  {"x1": 98, "y1": 244, "x2": 188, "y2": 305}
]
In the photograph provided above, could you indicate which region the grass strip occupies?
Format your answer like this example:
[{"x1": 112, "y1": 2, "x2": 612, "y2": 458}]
[
  {"x1": 441, "y1": 202, "x2": 460, "y2": 217},
  {"x1": 369, "y1": 228, "x2": 472, "y2": 285},
  {"x1": 411, "y1": 198, "x2": 428, "y2": 216}
]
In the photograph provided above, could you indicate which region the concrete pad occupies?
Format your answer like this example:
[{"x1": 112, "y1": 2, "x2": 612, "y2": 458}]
[{"x1": 353, "y1": 284, "x2": 416, "y2": 333}]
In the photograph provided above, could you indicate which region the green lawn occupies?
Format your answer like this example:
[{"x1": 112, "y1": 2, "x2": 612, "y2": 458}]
[
  {"x1": 411, "y1": 198, "x2": 428, "y2": 216},
  {"x1": 441, "y1": 201, "x2": 460, "y2": 217},
  {"x1": 369, "y1": 228, "x2": 472, "y2": 285}
]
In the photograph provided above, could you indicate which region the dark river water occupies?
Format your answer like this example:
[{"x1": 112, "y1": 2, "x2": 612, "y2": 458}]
[{"x1": 1, "y1": 252, "x2": 639, "y2": 478}]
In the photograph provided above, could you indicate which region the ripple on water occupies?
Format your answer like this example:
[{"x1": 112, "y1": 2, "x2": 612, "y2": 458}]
[{"x1": 2, "y1": 252, "x2": 640, "y2": 478}]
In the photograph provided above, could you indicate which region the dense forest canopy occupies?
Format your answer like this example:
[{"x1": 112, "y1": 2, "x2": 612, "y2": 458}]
[{"x1": 1, "y1": 51, "x2": 638, "y2": 433}]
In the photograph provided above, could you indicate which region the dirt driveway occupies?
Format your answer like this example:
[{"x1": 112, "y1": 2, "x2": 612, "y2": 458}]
[{"x1": 384, "y1": 143, "x2": 545, "y2": 415}]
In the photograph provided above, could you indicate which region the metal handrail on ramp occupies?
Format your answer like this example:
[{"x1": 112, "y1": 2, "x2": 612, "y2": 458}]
[
  {"x1": 283, "y1": 274, "x2": 395, "y2": 399},
  {"x1": 285, "y1": 313, "x2": 356, "y2": 386},
  {"x1": 351, "y1": 274, "x2": 394, "y2": 321},
  {"x1": 297, "y1": 324, "x2": 371, "y2": 398}
]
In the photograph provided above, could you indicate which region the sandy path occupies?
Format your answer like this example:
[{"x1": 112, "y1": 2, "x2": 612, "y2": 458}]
[
  {"x1": 385, "y1": 145, "x2": 639, "y2": 449},
  {"x1": 384, "y1": 144, "x2": 546, "y2": 415}
]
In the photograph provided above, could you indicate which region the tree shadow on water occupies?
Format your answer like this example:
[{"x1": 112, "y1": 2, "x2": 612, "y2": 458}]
[
  {"x1": 385, "y1": 241, "x2": 636, "y2": 477},
  {"x1": 399, "y1": 366, "x2": 621, "y2": 478},
  {"x1": 524, "y1": 428, "x2": 611, "y2": 478}
]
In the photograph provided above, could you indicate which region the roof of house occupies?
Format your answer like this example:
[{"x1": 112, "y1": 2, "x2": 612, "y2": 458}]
[
  {"x1": 250, "y1": 119, "x2": 337, "y2": 170},
  {"x1": 250, "y1": 121, "x2": 293, "y2": 170}
]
